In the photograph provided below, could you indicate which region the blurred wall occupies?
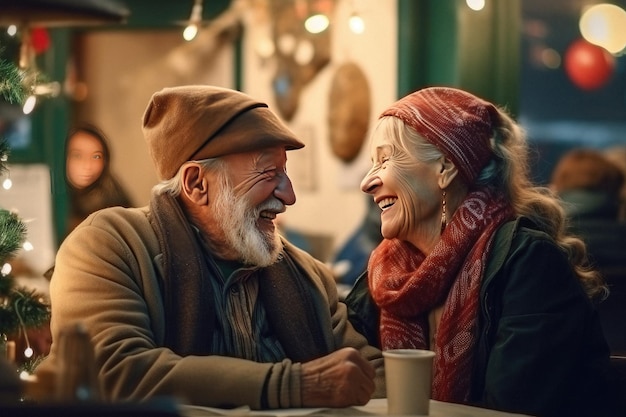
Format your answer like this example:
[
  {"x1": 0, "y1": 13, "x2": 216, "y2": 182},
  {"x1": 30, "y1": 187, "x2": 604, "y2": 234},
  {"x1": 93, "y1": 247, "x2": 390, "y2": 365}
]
[{"x1": 242, "y1": 0, "x2": 397, "y2": 253}]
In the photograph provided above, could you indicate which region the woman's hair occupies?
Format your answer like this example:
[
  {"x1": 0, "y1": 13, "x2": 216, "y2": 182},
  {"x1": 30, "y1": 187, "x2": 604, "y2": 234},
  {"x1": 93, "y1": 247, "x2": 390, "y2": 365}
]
[{"x1": 380, "y1": 112, "x2": 607, "y2": 301}]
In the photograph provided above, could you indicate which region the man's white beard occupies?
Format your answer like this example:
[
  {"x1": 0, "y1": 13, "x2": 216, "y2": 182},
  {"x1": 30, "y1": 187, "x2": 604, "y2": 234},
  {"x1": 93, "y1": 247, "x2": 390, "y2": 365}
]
[{"x1": 213, "y1": 181, "x2": 283, "y2": 267}]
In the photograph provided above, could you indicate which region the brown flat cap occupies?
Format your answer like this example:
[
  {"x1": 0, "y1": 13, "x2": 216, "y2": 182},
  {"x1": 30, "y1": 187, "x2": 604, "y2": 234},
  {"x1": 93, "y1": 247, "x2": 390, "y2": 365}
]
[{"x1": 142, "y1": 85, "x2": 305, "y2": 180}]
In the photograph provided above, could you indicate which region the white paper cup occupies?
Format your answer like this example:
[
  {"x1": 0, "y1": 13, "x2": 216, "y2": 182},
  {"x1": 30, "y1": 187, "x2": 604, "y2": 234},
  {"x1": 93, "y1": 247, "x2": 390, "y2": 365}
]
[{"x1": 383, "y1": 349, "x2": 435, "y2": 415}]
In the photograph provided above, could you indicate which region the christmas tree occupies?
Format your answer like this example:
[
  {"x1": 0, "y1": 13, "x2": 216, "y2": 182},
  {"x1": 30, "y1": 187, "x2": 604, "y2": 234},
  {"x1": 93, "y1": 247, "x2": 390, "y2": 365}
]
[{"x1": 0, "y1": 52, "x2": 51, "y2": 373}]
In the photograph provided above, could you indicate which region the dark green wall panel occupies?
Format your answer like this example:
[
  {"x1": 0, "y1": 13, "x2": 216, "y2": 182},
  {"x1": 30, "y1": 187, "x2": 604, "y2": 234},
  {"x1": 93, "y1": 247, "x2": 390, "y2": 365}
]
[{"x1": 398, "y1": 0, "x2": 520, "y2": 112}]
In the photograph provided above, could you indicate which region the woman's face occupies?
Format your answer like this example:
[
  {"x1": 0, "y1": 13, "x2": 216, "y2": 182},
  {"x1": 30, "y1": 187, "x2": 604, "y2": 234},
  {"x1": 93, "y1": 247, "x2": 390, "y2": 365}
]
[
  {"x1": 66, "y1": 131, "x2": 106, "y2": 189},
  {"x1": 360, "y1": 128, "x2": 443, "y2": 248}
]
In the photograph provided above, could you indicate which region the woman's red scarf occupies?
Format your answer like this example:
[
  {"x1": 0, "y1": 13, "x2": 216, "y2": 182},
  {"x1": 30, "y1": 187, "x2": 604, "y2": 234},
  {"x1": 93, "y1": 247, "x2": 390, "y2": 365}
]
[{"x1": 368, "y1": 187, "x2": 513, "y2": 403}]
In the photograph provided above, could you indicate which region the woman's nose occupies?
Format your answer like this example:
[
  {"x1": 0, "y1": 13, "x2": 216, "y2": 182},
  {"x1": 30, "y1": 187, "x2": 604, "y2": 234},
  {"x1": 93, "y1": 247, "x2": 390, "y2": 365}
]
[
  {"x1": 275, "y1": 174, "x2": 296, "y2": 206},
  {"x1": 360, "y1": 172, "x2": 380, "y2": 194}
]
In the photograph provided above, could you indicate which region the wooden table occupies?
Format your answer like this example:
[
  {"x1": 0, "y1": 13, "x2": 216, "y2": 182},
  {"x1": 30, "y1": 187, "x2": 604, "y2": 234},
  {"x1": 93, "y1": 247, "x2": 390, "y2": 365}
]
[{"x1": 181, "y1": 398, "x2": 533, "y2": 417}]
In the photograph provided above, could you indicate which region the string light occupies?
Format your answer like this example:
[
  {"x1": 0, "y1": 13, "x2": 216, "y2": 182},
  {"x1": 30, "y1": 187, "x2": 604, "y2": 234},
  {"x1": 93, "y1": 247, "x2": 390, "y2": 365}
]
[
  {"x1": 14, "y1": 297, "x2": 33, "y2": 362},
  {"x1": 348, "y1": 13, "x2": 365, "y2": 34},
  {"x1": 21, "y1": 81, "x2": 60, "y2": 114},
  {"x1": 466, "y1": 0, "x2": 486, "y2": 12},
  {"x1": 304, "y1": 14, "x2": 329, "y2": 34},
  {"x1": 22, "y1": 95, "x2": 37, "y2": 114},
  {"x1": 183, "y1": 0, "x2": 203, "y2": 41},
  {"x1": 24, "y1": 346, "x2": 34, "y2": 358}
]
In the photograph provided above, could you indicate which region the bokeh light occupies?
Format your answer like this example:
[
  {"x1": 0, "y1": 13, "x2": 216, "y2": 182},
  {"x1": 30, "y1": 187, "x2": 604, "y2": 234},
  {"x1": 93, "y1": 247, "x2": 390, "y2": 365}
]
[
  {"x1": 580, "y1": 4, "x2": 626, "y2": 54},
  {"x1": 349, "y1": 14, "x2": 365, "y2": 34},
  {"x1": 304, "y1": 14, "x2": 329, "y2": 34},
  {"x1": 466, "y1": 0, "x2": 486, "y2": 12}
]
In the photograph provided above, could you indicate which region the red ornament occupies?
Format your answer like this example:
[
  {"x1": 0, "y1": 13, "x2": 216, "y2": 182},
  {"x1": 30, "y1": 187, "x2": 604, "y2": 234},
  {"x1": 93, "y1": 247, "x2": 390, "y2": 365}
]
[
  {"x1": 31, "y1": 27, "x2": 51, "y2": 55},
  {"x1": 564, "y1": 39, "x2": 615, "y2": 90}
]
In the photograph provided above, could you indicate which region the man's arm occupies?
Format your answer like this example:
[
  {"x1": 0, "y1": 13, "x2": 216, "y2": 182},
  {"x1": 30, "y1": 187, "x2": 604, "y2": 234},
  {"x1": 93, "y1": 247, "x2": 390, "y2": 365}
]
[{"x1": 40, "y1": 210, "x2": 276, "y2": 408}]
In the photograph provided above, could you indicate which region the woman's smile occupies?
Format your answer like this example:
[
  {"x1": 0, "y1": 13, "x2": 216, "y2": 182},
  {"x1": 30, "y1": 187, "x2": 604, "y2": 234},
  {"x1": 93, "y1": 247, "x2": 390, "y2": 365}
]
[{"x1": 377, "y1": 197, "x2": 397, "y2": 211}]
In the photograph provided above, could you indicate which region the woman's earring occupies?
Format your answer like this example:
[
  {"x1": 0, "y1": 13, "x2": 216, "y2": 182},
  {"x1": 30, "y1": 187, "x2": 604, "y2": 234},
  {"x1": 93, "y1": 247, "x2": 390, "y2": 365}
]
[{"x1": 440, "y1": 190, "x2": 447, "y2": 233}]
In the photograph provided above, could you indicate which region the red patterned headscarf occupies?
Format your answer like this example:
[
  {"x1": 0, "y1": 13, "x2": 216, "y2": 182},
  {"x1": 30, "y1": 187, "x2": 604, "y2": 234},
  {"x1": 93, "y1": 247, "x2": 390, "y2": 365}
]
[{"x1": 381, "y1": 87, "x2": 499, "y2": 185}]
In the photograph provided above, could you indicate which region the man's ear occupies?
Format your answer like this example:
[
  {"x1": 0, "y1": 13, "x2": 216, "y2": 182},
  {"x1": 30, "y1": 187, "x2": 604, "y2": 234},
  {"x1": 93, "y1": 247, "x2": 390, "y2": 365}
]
[
  {"x1": 181, "y1": 163, "x2": 209, "y2": 205},
  {"x1": 438, "y1": 156, "x2": 460, "y2": 189}
]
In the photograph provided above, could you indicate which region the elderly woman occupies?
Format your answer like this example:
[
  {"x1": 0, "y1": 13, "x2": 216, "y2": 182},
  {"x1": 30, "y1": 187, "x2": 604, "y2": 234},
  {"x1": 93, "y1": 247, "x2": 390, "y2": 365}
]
[{"x1": 347, "y1": 87, "x2": 615, "y2": 417}]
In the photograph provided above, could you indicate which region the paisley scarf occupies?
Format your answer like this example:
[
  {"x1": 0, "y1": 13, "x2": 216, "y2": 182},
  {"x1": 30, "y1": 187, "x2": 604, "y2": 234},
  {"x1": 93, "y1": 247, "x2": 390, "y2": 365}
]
[{"x1": 369, "y1": 186, "x2": 513, "y2": 403}]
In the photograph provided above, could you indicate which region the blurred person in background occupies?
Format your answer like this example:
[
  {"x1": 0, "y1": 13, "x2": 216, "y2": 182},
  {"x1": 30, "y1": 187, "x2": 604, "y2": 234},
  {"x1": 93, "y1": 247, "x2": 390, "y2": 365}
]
[
  {"x1": 64, "y1": 123, "x2": 133, "y2": 234},
  {"x1": 603, "y1": 145, "x2": 626, "y2": 222},
  {"x1": 550, "y1": 148, "x2": 626, "y2": 360},
  {"x1": 550, "y1": 148, "x2": 626, "y2": 278},
  {"x1": 43, "y1": 124, "x2": 134, "y2": 279}
]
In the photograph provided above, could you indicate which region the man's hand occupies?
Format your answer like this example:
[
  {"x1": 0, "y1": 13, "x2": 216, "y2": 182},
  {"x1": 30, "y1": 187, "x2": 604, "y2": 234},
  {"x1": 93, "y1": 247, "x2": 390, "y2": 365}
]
[{"x1": 301, "y1": 347, "x2": 376, "y2": 407}]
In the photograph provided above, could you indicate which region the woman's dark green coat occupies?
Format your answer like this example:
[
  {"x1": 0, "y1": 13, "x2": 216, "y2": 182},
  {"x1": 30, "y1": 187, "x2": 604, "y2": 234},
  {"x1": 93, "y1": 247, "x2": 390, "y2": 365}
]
[{"x1": 346, "y1": 218, "x2": 617, "y2": 417}]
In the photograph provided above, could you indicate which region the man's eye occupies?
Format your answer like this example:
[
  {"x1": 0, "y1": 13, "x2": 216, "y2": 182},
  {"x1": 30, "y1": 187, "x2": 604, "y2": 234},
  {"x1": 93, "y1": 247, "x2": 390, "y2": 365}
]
[{"x1": 262, "y1": 169, "x2": 278, "y2": 179}]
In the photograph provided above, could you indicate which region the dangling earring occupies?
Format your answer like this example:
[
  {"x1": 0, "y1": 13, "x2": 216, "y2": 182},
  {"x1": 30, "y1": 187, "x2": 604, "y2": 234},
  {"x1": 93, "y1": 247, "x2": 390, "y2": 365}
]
[{"x1": 440, "y1": 190, "x2": 447, "y2": 233}]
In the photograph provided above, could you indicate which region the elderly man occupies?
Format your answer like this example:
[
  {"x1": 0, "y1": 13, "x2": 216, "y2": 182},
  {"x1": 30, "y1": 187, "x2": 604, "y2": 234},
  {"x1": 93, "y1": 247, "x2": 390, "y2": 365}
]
[{"x1": 38, "y1": 86, "x2": 384, "y2": 408}]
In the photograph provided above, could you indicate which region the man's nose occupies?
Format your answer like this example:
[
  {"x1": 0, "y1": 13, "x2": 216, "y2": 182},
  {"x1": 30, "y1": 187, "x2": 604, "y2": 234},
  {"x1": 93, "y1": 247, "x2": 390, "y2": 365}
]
[{"x1": 275, "y1": 174, "x2": 296, "y2": 206}]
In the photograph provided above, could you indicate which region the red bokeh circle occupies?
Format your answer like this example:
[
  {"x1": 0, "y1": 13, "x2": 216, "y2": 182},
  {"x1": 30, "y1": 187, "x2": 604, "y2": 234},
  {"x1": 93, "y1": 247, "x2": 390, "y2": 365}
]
[
  {"x1": 31, "y1": 27, "x2": 51, "y2": 55},
  {"x1": 564, "y1": 39, "x2": 615, "y2": 90}
]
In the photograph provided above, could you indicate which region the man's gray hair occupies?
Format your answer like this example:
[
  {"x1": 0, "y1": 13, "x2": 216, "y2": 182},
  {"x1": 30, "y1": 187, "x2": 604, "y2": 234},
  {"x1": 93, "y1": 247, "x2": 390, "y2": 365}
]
[{"x1": 152, "y1": 157, "x2": 224, "y2": 196}]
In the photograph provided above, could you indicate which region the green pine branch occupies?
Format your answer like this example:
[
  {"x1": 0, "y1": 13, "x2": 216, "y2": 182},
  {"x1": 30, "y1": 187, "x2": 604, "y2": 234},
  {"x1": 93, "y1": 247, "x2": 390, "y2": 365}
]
[
  {"x1": 0, "y1": 208, "x2": 27, "y2": 264},
  {"x1": 0, "y1": 277, "x2": 50, "y2": 338},
  {"x1": 0, "y1": 45, "x2": 50, "y2": 356},
  {"x1": 0, "y1": 53, "x2": 27, "y2": 105},
  {"x1": 0, "y1": 139, "x2": 9, "y2": 177}
]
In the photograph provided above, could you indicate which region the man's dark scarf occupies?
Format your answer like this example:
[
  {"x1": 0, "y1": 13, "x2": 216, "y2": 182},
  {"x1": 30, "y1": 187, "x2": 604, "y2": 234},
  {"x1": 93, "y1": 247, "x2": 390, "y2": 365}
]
[{"x1": 148, "y1": 192, "x2": 330, "y2": 361}]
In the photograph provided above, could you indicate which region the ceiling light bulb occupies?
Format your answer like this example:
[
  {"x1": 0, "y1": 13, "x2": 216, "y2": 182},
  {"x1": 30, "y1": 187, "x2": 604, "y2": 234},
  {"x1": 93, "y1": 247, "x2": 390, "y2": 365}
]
[
  {"x1": 349, "y1": 14, "x2": 365, "y2": 34},
  {"x1": 183, "y1": 0, "x2": 203, "y2": 41},
  {"x1": 466, "y1": 0, "x2": 485, "y2": 11},
  {"x1": 22, "y1": 95, "x2": 36, "y2": 114},
  {"x1": 183, "y1": 23, "x2": 198, "y2": 41},
  {"x1": 24, "y1": 347, "x2": 33, "y2": 358},
  {"x1": 304, "y1": 14, "x2": 329, "y2": 34}
]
